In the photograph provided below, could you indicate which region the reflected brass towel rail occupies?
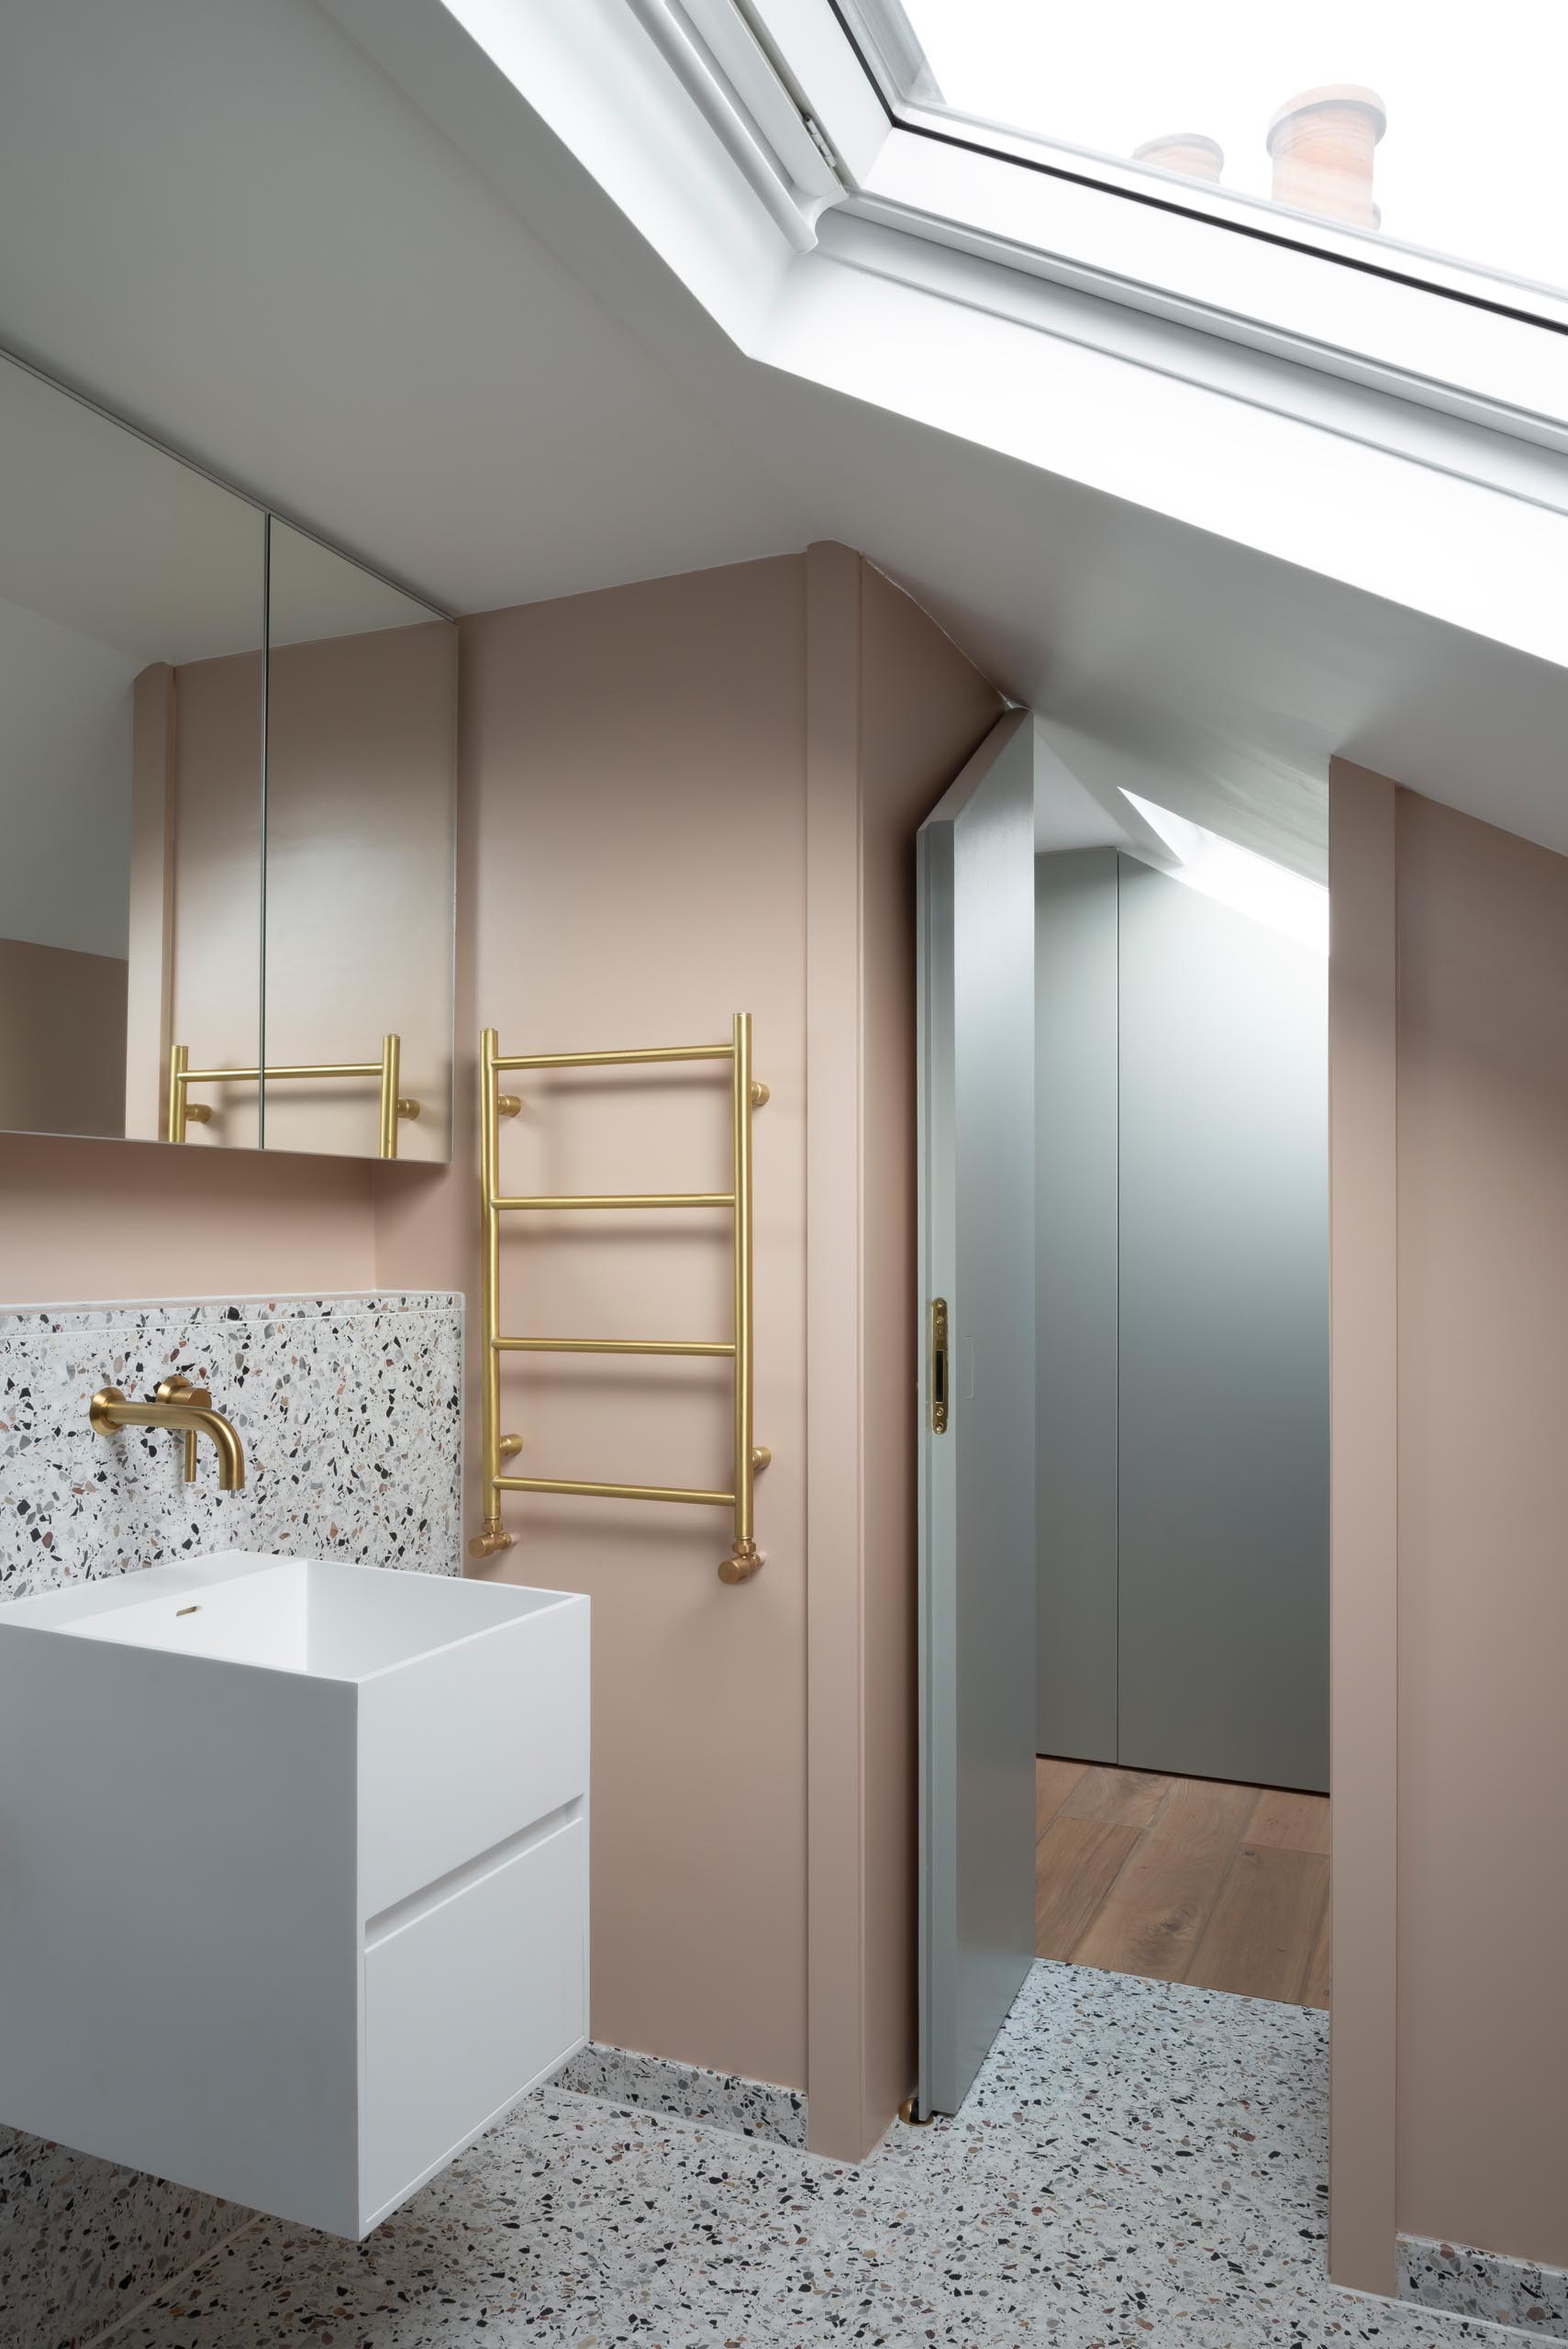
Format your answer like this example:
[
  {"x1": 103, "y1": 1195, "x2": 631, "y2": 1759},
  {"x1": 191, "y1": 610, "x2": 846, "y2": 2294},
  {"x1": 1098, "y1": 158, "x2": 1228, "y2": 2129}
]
[
  {"x1": 469, "y1": 1016, "x2": 770, "y2": 1584},
  {"x1": 166, "y1": 1035, "x2": 420, "y2": 1158}
]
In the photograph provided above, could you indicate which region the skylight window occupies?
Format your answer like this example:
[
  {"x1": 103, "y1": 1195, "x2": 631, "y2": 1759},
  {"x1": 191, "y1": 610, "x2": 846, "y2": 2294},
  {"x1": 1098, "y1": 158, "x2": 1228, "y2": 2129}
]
[{"x1": 895, "y1": 0, "x2": 1566, "y2": 302}]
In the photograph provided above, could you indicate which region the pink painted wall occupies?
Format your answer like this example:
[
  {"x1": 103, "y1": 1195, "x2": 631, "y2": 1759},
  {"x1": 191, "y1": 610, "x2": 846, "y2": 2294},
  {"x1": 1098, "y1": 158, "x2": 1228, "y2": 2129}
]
[
  {"x1": 458, "y1": 555, "x2": 812, "y2": 2089},
  {"x1": 1327, "y1": 762, "x2": 1399, "y2": 2295},
  {"x1": 1330, "y1": 761, "x2": 1568, "y2": 2285},
  {"x1": 804, "y1": 544, "x2": 1006, "y2": 2157},
  {"x1": 0, "y1": 1128, "x2": 375, "y2": 1307},
  {"x1": 378, "y1": 548, "x2": 1000, "y2": 2118},
  {"x1": 1394, "y1": 790, "x2": 1568, "y2": 2266},
  {"x1": 0, "y1": 940, "x2": 128, "y2": 1139}
]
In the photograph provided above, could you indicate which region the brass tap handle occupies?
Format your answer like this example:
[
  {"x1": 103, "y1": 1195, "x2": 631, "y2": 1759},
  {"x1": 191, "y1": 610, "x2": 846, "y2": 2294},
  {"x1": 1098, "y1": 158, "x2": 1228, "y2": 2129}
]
[{"x1": 156, "y1": 1377, "x2": 208, "y2": 1483}]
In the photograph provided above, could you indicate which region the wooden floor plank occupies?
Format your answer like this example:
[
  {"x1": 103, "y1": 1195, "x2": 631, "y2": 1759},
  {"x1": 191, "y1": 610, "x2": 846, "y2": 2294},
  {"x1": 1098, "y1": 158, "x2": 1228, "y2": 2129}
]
[
  {"x1": 1035, "y1": 1755, "x2": 1089, "y2": 1841},
  {"x1": 1069, "y1": 1777, "x2": 1254, "y2": 1983},
  {"x1": 1247, "y1": 1787, "x2": 1331, "y2": 1855},
  {"x1": 1058, "y1": 1763, "x2": 1172, "y2": 1830},
  {"x1": 1152, "y1": 1775, "x2": 1260, "y2": 1855},
  {"x1": 1069, "y1": 1837, "x2": 1229, "y2": 1983},
  {"x1": 1188, "y1": 1844, "x2": 1330, "y2": 2005},
  {"x1": 1036, "y1": 1762, "x2": 1330, "y2": 2008},
  {"x1": 1301, "y1": 1898, "x2": 1331, "y2": 2010},
  {"x1": 1034, "y1": 1816, "x2": 1140, "y2": 1960}
]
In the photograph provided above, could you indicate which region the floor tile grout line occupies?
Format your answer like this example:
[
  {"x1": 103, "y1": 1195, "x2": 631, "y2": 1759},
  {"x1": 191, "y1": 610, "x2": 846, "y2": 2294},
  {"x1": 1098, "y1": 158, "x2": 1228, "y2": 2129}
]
[{"x1": 83, "y1": 2213, "x2": 264, "y2": 2349}]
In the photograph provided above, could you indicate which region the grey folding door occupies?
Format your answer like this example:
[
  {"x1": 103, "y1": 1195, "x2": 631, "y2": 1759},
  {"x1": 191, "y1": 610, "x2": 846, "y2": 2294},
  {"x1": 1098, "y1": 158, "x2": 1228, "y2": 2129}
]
[{"x1": 917, "y1": 710, "x2": 1038, "y2": 2119}]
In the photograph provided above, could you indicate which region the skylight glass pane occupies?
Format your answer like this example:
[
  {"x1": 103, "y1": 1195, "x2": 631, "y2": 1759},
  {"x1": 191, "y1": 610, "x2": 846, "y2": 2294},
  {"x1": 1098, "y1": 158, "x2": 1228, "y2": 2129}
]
[{"x1": 896, "y1": 0, "x2": 1567, "y2": 300}]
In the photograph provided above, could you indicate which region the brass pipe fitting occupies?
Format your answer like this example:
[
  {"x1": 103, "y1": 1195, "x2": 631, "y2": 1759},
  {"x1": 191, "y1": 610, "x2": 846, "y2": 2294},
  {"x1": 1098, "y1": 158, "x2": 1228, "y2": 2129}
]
[{"x1": 468, "y1": 1518, "x2": 517, "y2": 1561}]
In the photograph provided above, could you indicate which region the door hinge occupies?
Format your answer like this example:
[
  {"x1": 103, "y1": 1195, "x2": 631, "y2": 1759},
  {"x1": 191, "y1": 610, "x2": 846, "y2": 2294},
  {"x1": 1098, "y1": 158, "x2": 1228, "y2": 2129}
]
[{"x1": 804, "y1": 115, "x2": 839, "y2": 170}]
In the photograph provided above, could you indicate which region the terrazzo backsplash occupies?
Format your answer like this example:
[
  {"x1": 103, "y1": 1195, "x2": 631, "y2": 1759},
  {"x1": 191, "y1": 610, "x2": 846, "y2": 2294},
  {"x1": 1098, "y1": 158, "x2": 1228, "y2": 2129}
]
[
  {"x1": 0, "y1": 1290, "x2": 463, "y2": 1600},
  {"x1": 0, "y1": 1288, "x2": 463, "y2": 2347}
]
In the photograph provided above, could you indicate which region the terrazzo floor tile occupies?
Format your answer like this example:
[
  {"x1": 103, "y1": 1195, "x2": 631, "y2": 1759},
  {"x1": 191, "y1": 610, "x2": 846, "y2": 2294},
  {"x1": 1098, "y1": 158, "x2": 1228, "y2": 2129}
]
[
  {"x1": 557, "y1": 2043, "x2": 807, "y2": 2147},
  {"x1": 110, "y1": 1965, "x2": 1522, "y2": 2349}
]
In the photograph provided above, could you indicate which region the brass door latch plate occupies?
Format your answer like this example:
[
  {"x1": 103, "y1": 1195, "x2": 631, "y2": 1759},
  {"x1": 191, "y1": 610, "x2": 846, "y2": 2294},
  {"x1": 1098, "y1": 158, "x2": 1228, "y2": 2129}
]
[{"x1": 929, "y1": 1297, "x2": 950, "y2": 1434}]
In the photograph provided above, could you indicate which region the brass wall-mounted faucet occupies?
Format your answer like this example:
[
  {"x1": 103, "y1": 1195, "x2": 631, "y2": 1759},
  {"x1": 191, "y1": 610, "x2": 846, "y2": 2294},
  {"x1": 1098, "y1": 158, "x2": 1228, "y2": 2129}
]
[{"x1": 90, "y1": 1377, "x2": 247, "y2": 1490}]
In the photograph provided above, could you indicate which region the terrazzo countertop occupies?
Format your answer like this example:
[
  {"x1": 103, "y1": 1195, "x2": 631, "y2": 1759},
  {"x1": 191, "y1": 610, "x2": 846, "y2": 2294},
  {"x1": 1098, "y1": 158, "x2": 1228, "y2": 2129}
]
[{"x1": 108, "y1": 1964, "x2": 1526, "y2": 2348}]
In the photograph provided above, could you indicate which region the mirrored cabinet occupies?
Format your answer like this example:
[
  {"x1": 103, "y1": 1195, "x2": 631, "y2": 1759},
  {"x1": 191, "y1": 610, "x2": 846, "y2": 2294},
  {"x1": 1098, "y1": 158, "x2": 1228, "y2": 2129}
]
[{"x1": 0, "y1": 351, "x2": 456, "y2": 1161}]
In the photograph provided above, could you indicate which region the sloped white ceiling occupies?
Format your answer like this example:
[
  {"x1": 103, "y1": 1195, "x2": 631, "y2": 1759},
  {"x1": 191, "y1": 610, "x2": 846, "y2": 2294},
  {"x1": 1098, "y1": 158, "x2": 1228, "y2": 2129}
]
[
  {"x1": 0, "y1": 0, "x2": 809, "y2": 617},
  {"x1": 0, "y1": 0, "x2": 1563, "y2": 868}
]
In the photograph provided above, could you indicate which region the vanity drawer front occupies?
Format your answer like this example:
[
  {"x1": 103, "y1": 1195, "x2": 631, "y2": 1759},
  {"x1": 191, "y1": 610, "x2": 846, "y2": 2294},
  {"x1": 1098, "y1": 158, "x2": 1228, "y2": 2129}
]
[
  {"x1": 361, "y1": 1810, "x2": 586, "y2": 2229},
  {"x1": 357, "y1": 1593, "x2": 589, "y2": 1917}
]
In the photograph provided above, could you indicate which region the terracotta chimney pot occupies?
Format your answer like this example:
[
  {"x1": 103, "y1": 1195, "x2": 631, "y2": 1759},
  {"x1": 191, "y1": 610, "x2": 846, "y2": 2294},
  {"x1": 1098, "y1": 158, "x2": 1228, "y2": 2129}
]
[
  {"x1": 1266, "y1": 83, "x2": 1386, "y2": 229},
  {"x1": 1132, "y1": 131, "x2": 1225, "y2": 185}
]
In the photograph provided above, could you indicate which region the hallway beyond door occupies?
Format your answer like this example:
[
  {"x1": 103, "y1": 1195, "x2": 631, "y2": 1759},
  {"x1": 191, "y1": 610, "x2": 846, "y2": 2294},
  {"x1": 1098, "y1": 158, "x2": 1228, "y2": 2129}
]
[{"x1": 1035, "y1": 1758, "x2": 1329, "y2": 2008}]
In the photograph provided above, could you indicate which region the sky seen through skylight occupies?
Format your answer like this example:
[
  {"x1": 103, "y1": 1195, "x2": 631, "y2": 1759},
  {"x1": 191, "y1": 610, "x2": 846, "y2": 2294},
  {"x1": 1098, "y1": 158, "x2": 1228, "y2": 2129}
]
[{"x1": 899, "y1": 0, "x2": 1566, "y2": 295}]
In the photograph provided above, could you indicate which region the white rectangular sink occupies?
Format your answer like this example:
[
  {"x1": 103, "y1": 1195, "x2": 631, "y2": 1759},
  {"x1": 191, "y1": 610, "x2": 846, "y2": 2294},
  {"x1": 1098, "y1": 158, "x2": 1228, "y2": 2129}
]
[
  {"x1": 50, "y1": 1553, "x2": 536, "y2": 1677},
  {"x1": 0, "y1": 1553, "x2": 590, "y2": 2237}
]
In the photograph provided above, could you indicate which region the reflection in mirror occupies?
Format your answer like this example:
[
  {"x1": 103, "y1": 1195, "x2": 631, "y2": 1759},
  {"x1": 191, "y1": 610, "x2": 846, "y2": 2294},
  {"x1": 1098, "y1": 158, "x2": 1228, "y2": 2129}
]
[
  {"x1": 261, "y1": 523, "x2": 456, "y2": 1161},
  {"x1": 0, "y1": 353, "x2": 263, "y2": 1147}
]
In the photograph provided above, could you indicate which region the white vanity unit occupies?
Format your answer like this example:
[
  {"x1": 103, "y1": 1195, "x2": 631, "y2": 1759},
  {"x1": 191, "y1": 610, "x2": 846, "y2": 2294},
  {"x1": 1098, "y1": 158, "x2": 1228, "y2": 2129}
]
[{"x1": 0, "y1": 1554, "x2": 588, "y2": 2237}]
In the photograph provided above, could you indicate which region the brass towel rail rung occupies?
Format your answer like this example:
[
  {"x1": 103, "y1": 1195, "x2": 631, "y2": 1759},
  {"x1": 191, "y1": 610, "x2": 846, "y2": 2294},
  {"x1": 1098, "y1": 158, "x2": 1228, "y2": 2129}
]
[
  {"x1": 495, "y1": 1042, "x2": 733, "y2": 1071},
  {"x1": 166, "y1": 1034, "x2": 419, "y2": 1159},
  {"x1": 495, "y1": 1336, "x2": 735, "y2": 1357},
  {"x1": 496, "y1": 1475, "x2": 734, "y2": 1508},
  {"x1": 495, "y1": 1192, "x2": 733, "y2": 1211},
  {"x1": 180, "y1": 1060, "x2": 383, "y2": 1082},
  {"x1": 470, "y1": 1016, "x2": 767, "y2": 1582}
]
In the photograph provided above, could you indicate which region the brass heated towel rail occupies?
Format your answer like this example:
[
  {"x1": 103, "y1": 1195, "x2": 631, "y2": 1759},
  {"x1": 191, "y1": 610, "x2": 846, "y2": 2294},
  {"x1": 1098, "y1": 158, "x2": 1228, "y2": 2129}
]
[
  {"x1": 469, "y1": 1016, "x2": 770, "y2": 1584},
  {"x1": 166, "y1": 1035, "x2": 420, "y2": 1158}
]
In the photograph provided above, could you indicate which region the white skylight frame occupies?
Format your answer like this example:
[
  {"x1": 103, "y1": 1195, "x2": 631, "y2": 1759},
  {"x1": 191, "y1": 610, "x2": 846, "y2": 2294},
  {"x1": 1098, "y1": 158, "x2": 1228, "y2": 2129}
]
[{"x1": 733, "y1": 0, "x2": 1568, "y2": 446}]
